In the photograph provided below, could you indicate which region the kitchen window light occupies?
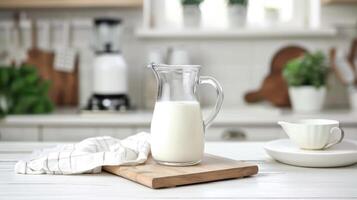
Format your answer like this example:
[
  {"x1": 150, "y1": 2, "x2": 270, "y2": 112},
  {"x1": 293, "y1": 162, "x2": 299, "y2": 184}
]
[{"x1": 151, "y1": 0, "x2": 320, "y2": 30}]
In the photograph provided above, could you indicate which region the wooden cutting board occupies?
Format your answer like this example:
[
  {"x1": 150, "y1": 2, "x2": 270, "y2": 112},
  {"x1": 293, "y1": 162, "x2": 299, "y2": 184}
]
[
  {"x1": 103, "y1": 154, "x2": 258, "y2": 189},
  {"x1": 244, "y1": 46, "x2": 307, "y2": 107},
  {"x1": 26, "y1": 19, "x2": 78, "y2": 106}
]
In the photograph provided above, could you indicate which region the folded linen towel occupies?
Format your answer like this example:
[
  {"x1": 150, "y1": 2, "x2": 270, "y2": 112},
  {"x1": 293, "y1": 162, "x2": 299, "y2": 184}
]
[{"x1": 15, "y1": 132, "x2": 150, "y2": 175}]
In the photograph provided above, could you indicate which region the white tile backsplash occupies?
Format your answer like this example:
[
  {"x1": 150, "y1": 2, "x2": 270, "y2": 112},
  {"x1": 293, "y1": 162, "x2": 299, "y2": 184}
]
[{"x1": 0, "y1": 5, "x2": 356, "y2": 109}]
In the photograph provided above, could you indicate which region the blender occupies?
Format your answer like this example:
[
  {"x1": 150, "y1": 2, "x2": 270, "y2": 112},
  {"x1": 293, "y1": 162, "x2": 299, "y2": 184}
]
[{"x1": 86, "y1": 18, "x2": 130, "y2": 112}]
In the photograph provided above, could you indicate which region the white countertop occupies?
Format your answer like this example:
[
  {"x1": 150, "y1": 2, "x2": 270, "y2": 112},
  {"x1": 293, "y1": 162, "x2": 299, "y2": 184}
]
[
  {"x1": 1, "y1": 141, "x2": 356, "y2": 199},
  {"x1": 1, "y1": 106, "x2": 357, "y2": 127}
]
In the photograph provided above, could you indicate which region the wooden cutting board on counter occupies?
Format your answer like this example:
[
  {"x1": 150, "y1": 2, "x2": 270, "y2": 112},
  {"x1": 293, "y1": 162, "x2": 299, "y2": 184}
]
[{"x1": 103, "y1": 154, "x2": 258, "y2": 189}]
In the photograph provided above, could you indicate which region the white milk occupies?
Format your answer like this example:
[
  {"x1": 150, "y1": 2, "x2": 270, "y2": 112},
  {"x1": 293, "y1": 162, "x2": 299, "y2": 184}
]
[{"x1": 151, "y1": 101, "x2": 205, "y2": 163}]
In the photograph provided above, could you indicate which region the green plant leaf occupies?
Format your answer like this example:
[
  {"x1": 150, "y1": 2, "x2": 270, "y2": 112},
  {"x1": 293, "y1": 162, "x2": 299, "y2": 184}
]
[
  {"x1": 283, "y1": 51, "x2": 327, "y2": 88},
  {"x1": 0, "y1": 65, "x2": 54, "y2": 117},
  {"x1": 0, "y1": 68, "x2": 12, "y2": 91},
  {"x1": 181, "y1": 0, "x2": 204, "y2": 5},
  {"x1": 228, "y1": 0, "x2": 247, "y2": 6}
]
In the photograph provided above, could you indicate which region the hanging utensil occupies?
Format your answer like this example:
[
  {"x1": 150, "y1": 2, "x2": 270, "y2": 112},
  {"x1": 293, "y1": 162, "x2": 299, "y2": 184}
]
[
  {"x1": 348, "y1": 38, "x2": 357, "y2": 85},
  {"x1": 26, "y1": 18, "x2": 55, "y2": 98},
  {"x1": 331, "y1": 48, "x2": 355, "y2": 86},
  {"x1": 53, "y1": 20, "x2": 76, "y2": 72},
  {"x1": 37, "y1": 20, "x2": 51, "y2": 52},
  {"x1": 27, "y1": 18, "x2": 52, "y2": 80},
  {"x1": 330, "y1": 47, "x2": 357, "y2": 110},
  {"x1": 13, "y1": 13, "x2": 28, "y2": 66},
  {"x1": 0, "y1": 22, "x2": 11, "y2": 66}
]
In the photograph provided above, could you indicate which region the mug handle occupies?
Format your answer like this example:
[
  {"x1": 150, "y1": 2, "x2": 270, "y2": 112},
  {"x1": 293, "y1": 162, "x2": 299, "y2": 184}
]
[
  {"x1": 323, "y1": 127, "x2": 345, "y2": 149},
  {"x1": 199, "y1": 76, "x2": 224, "y2": 130}
]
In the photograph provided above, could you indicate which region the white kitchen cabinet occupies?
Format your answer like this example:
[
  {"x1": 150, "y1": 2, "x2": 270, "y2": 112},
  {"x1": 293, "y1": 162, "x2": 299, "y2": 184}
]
[
  {"x1": 206, "y1": 126, "x2": 285, "y2": 141},
  {"x1": 206, "y1": 126, "x2": 357, "y2": 142},
  {"x1": 42, "y1": 127, "x2": 98, "y2": 141},
  {"x1": 130, "y1": 126, "x2": 284, "y2": 141},
  {"x1": 0, "y1": 127, "x2": 39, "y2": 141},
  {"x1": 205, "y1": 126, "x2": 357, "y2": 142},
  {"x1": 133, "y1": 127, "x2": 150, "y2": 134},
  {"x1": 97, "y1": 127, "x2": 134, "y2": 139},
  {"x1": 42, "y1": 127, "x2": 134, "y2": 141},
  {"x1": 2, "y1": 125, "x2": 356, "y2": 142}
]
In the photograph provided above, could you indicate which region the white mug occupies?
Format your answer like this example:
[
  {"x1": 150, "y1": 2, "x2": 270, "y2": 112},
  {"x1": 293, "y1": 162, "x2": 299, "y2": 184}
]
[{"x1": 278, "y1": 119, "x2": 344, "y2": 150}]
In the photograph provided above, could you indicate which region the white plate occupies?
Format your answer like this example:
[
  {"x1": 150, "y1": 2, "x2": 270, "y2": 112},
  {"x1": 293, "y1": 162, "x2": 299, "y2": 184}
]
[{"x1": 264, "y1": 139, "x2": 357, "y2": 168}]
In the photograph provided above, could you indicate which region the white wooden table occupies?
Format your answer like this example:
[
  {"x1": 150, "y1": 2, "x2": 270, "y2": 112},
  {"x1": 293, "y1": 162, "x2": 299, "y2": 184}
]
[{"x1": 1, "y1": 141, "x2": 356, "y2": 200}]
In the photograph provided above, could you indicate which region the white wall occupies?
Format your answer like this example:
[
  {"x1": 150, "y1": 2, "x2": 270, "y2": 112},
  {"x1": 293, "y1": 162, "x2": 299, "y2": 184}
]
[{"x1": 0, "y1": 5, "x2": 356, "y2": 110}]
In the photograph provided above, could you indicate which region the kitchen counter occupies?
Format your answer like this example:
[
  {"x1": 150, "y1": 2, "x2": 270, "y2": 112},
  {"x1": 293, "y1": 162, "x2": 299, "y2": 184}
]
[
  {"x1": 1, "y1": 141, "x2": 356, "y2": 199},
  {"x1": 2, "y1": 107, "x2": 357, "y2": 127}
]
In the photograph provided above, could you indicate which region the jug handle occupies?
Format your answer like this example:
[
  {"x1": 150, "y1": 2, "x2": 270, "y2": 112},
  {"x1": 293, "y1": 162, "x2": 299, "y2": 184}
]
[{"x1": 199, "y1": 76, "x2": 224, "y2": 130}]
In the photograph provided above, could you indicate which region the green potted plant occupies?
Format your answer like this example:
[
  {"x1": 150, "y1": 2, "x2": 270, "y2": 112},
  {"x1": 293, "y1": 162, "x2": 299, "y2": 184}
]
[
  {"x1": 283, "y1": 51, "x2": 328, "y2": 113},
  {"x1": 227, "y1": 0, "x2": 248, "y2": 27},
  {"x1": 181, "y1": 0, "x2": 204, "y2": 28},
  {"x1": 0, "y1": 65, "x2": 54, "y2": 118}
]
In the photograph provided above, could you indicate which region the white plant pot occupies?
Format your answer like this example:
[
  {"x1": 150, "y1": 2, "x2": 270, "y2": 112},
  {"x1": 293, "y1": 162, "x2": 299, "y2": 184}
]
[
  {"x1": 228, "y1": 5, "x2": 247, "y2": 27},
  {"x1": 182, "y1": 5, "x2": 201, "y2": 28},
  {"x1": 289, "y1": 86, "x2": 326, "y2": 113}
]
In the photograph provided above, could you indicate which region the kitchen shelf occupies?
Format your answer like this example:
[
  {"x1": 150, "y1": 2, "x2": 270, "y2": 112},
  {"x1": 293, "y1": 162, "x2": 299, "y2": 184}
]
[
  {"x1": 321, "y1": 0, "x2": 357, "y2": 4},
  {"x1": 0, "y1": 0, "x2": 142, "y2": 9},
  {"x1": 136, "y1": 28, "x2": 338, "y2": 39}
]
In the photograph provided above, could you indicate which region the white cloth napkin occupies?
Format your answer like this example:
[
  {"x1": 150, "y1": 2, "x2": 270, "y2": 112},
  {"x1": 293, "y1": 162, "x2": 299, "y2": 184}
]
[{"x1": 15, "y1": 132, "x2": 150, "y2": 175}]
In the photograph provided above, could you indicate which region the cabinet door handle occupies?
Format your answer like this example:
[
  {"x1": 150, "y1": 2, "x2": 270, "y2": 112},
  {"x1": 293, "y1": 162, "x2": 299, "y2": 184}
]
[{"x1": 221, "y1": 130, "x2": 247, "y2": 141}]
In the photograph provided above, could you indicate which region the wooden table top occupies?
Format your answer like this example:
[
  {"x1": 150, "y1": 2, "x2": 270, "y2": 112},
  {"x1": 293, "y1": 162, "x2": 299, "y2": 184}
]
[{"x1": 1, "y1": 141, "x2": 356, "y2": 199}]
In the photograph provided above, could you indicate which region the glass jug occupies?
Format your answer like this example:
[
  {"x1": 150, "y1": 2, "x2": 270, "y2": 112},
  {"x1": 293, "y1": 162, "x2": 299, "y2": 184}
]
[{"x1": 149, "y1": 63, "x2": 224, "y2": 166}]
